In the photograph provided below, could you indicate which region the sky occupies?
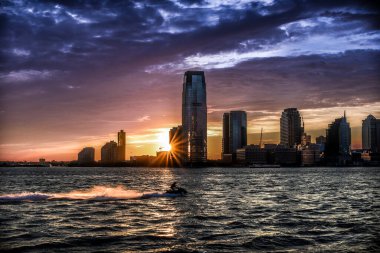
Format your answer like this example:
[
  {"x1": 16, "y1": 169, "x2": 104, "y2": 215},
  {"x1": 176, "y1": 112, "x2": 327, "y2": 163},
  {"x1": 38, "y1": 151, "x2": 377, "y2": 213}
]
[{"x1": 0, "y1": 0, "x2": 379, "y2": 161}]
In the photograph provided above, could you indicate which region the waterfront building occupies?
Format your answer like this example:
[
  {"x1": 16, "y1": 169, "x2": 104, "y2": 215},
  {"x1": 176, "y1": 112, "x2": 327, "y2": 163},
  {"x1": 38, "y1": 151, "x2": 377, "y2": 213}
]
[
  {"x1": 117, "y1": 130, "x2": 126, "y2": 161},
  {"x1": 362, "y1": 115, "x2": 380, "y2": 152},
  {"x1": 316, "y1": 135, "x2": 326, "y2": 152},
  {"x1": 325, "y1": 112, "x2": 351, "y2": 165},
  {"x1": 237, "y1": 144, "x2": 298, "y2": 166},
  {"x1": 182, "y1": 71, "x2": 207, "y2": 164},
  {"x1": 316, "y1": 135, "x2": 326, "y2": 144},
  {"x1": 78, "y1": 147, "x2": 95, "y2": 163},
  {"x1": 274, "y1": 145, "x2": 298, "y2": 165},
  {"x1": 236, "y1": 145, "x2": 266, "y2": 165},
  {"x1": 222, "y1": 111, "x2": 247, "y2": 160},
  {"x1": 301, "y1": 144, "x2": 321, "y2": 166},
  {"x1": 101, "y1": 141, "x2": 118, "y2": 163},
  {"x1": 280, "y1": 108, "x2": 304, "y2": 147},
  {"x1": 222, "y1": 113, "x2": 230, "y2": 155}
]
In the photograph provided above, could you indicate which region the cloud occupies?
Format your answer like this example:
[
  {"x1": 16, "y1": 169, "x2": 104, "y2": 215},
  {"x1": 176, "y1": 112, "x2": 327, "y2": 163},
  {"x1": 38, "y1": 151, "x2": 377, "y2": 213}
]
[
  {"x1": 12, "y1": 48, "x2": 30, "y2": 57},
  {"x1": 147, "y1": 16, "x2": 380, "y2": 71},
  {"x1": 137, "y1": 115, "x2": 151, "y2": 122},
  {"x1": 0, "y1": 70, "x2": 56, "y2": 83}
]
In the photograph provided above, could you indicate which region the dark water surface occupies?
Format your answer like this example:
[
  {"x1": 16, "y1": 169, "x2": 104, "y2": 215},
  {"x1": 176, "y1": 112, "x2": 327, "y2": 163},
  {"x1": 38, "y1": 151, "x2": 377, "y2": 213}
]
[{"x1": 0, "y1": 167, "x2": 379, "y2": 252}]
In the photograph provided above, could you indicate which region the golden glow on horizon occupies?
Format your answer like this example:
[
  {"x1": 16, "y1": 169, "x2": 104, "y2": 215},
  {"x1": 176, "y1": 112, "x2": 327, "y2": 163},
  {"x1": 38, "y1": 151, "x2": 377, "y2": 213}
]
[{"x1": 1, "y1": 103, "x2": 379, "y2": 161}]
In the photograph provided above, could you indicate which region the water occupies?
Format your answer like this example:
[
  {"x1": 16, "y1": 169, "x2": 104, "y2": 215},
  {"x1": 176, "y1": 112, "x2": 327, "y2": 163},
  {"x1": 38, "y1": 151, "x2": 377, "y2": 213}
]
[{"x1": 0, "y1": 167, "x2": 379, "y2": 252}]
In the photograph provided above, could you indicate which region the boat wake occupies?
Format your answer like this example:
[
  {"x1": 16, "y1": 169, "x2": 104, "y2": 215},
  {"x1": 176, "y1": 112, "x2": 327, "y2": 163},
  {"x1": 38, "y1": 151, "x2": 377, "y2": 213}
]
[{"x1": 0, "y1": 185, "x2": 179, "y2": 202}]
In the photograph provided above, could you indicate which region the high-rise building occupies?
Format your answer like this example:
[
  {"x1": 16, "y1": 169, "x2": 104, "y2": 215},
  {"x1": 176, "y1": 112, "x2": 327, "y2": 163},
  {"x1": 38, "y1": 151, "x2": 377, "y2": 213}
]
[
  {"x1": 117, "y1": 130, "x2": 126, "y2": 161},
  {"x1": 325, "y1": 112, "x2": 351, "y2": 164},
  {"x1": 169, "y1": 125, "x2": 185, "y2": 165},
  {"x1": 78, "y1": 147, "x2": 95, "y2": 163},
  {"x1": 101, "y1": 141, "x2": 118, "y2": 163},
  {"x1": 222, "y1": 111, "x2": 247, "y2": 159},
  {"x1": 362, "y1": 115, "x2": 380, "y2": 152},
  {"x1": 222, "y1": 113, "x2": 230, "y2": 155},
  {"x1": 182, "y1": 71, "x2": 207, "y2": 164},
  {"x1": 316, "y1": 135, "x2": 326, "y2": 152},
  {"x1": 280, "y1": 108, "x2": 304, "y2": 147},
  {"x1": 316, "y1": 135, "x2": 326, "y2": 145}
]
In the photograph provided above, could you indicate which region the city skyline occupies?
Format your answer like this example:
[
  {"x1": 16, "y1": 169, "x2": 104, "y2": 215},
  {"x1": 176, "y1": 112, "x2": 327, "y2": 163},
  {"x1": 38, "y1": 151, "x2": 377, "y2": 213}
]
[{"x1": 1, "y1": 1, "x2": 379, "y2": 161}]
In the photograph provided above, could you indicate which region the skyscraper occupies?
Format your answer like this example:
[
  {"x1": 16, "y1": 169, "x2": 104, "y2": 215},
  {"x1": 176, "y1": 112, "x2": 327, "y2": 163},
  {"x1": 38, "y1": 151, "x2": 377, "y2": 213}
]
[
  {"x1": 325, "y1": 112, "x2": 351, "y2": 164},
  {"x1": 101, "y1": 141, "x2": 118, "y2": 163},
  {"x1": 117, "y1": 130, "x2": 126, "y2": 161},
  {"x1": 182, "y1": 71, "x2": 207, "y2": 164},
  {"x1": 280, "y1": 108, "x2": 304, "y2": 147},
  {"x1": 222, "y1": 111, "x2": 247, "y2": 159},
  {"x1": 222, "y1": 113, "x2": 230, "y2": 155},
  {"x1": 362, "y1": 115, "x2": 380, "y2": 152},
  {"x1": 78, "y1": 147, "x2": 95, "y2": 164}
]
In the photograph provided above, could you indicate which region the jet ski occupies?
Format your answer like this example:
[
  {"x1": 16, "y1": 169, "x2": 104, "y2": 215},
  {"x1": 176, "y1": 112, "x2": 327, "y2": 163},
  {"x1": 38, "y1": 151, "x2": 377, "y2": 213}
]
[{"x1": 165, "y1": 187, "x2": 187, "y2": 195}]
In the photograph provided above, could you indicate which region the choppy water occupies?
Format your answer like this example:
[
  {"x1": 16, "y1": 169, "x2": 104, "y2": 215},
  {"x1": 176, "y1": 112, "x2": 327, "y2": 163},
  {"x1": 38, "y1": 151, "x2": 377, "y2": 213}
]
[{"x1": 0, "y1": 167, "x2": 379, "y2": 252}]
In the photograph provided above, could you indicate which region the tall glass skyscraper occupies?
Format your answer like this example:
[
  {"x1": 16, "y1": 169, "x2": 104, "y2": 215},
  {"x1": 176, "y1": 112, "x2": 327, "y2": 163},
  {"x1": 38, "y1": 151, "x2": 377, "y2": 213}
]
[
  {"x1": 325, "y1": 112, "x2": 351, "y2": 165},
  {"x1": 280, "y1": 108, "x2": 304, "y2": 147},
  {"x1": 222, "y1": 111, "x2": 247, "y2": 159},
  {"x1": 117, "y1": 130, "x2": 126, "y2": 161},
  {"x1": 182, "y1": 71, "x2": 207, "y2": 164},
  {"x1": 362, "y1": 115, "x2": 380, "y2": 152}
]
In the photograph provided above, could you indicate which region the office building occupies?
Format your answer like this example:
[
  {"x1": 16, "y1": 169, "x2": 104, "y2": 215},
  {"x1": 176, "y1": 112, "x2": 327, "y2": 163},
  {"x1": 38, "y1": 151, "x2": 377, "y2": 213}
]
[
  {"x1": 101, "y1": 141, "x2": 118, "y2": 163},
  {"x1": 222, "y1": 113, "x2": 230, "y2": 155},
  {"x1": 301, "y1": 144, "x2": 321, "y2": 166},
  {"x1": 362, "y1": 115, "x2": 380, "y2": 152},
  {"x1": 325, "y1": 112, "x2": 351, "y2": 165},
  {"x1": 182, "y1": 71, "x2": 207, "y2": 164},
  {"x1": 222, "y1": 111, "x2": 247, "y2": 160},
  {"x1": 78, "y1": 147, "x2": 95, "y2": 163},
  {"x1": 280, "y1": 108, "x2": 304, "y2": 147},
  {"x1": 117, "y1": 130, "x2": 126, "y2": 161}
]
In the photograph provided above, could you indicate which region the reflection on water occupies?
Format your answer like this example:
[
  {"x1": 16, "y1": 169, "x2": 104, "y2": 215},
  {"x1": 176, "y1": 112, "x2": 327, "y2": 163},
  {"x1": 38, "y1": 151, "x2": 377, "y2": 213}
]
[{"x1": 0, "y1": 167, "x2": 379, "y2": 252}]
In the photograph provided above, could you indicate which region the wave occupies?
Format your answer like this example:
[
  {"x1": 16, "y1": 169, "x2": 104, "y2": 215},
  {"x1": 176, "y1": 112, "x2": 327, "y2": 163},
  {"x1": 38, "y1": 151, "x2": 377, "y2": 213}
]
[{"x1": 0, "y1": 185, "x2": 178, "y2": 202}]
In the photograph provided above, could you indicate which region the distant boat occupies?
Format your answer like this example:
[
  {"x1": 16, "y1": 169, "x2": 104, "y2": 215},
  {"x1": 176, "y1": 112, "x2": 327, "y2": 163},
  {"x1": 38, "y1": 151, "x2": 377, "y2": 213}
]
[{"x1": 249, "y1": 164, "x2": 280, "y2": 168}]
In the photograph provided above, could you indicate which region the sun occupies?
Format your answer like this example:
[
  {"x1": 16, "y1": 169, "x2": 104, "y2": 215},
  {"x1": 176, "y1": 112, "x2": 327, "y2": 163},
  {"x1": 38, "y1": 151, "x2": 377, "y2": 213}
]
[{"x1": 157, "y1": 131, "x2": 171, "y2": 151}]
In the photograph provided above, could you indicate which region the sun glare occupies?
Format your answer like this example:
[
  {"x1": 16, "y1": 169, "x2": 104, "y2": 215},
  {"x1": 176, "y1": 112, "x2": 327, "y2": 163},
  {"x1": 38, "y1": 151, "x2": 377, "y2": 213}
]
[{"x1": 157, "y1": 131, "x2": 171, "y2": 151}]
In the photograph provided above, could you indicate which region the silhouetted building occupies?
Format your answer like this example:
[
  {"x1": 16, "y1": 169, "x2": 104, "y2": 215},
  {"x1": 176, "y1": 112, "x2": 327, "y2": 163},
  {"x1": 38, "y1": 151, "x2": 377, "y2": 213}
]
[
  {"x1": 274, "y1": 145, "x2": 298, "y2": 165},
  {"x1": 301, "y1": 132, "x2": 311, "y2": 146},
  {"x1": 316, "y1": 135, "x2": 326, "y2": 152},
  {"x1": 117, "y1": 130, "x2": 126, "y2": 161},
  {"x1": 236, "y1": 145, "x2": 266, "y2": 165},
  {"x1": 316, "y1": 135, "x2": 326, "y2": 144},
  {"x1": 236, "y1": 144, "x2": 298, "y2": 166},
  {"x1": 222, "y1": 113, "x2": 230, "y2": 155},
  {"x1": 101, "y1": 141, "x2": 118, "y2": 163},
  {"x1": 280, "y1": 108, "x2": 304, "y2": 147},
  {"x1": 169, "y1": 125, "x2": 185, "y2": 166},
  {"x1": 222, "y1": 111, "x2": 247, "y2": 160},
  {"x1": 78, "y1": 147, "x2": 95, "y2": 163},
  {"x1": 301, "y1": 144, "x2": 321, "y2": 166},
  {"x1": 325, "y1": 112, "x2": 351, "y2": 165},
  {"x1": 362, "y1": 115, "x2": 380, "y2": 152},
  {"x1": 182, "y1": 71, "x2": 207, "y2": 164},
  {"x1": 130, "y1": 155, "x2": 155, "y2": 166}
]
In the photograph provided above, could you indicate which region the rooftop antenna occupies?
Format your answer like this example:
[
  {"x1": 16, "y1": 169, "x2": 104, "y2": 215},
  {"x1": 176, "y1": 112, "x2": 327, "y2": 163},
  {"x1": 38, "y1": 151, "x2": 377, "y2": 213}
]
[{"x1": 259, "y1": 127, "x2": 263, "y2": 148}]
